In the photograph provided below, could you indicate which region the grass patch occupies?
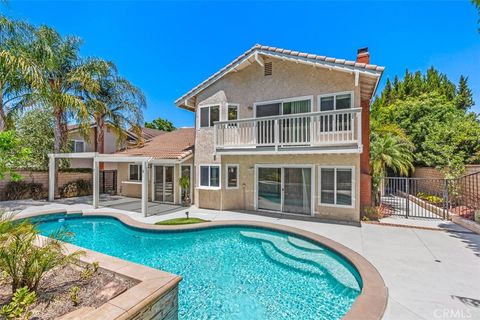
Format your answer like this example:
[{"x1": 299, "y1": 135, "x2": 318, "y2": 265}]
[{"x1": 155, "y1": 218, "x2": 209, "y2": 225}]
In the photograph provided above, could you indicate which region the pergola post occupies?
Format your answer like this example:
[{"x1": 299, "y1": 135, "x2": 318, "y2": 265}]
[
  {"x1": 141, "y1": 161, "x2": 148, "y2": 217},
  {"x1": 48, "y1": 155, "x2": 55, "y2": 202},
  {"x1": 93, "y1": 158, "x2": 100, "y2": 208}
]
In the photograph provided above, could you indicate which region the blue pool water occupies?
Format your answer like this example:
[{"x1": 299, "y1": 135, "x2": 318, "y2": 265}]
[{"x1": 33, "y1": 214, "x2": 361, "y2": 320}]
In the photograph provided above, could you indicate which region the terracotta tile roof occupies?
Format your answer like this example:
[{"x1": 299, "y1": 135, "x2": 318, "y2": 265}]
[
  {"x1": 140, "y1": 127, "x2": 166, "y2": 140},
  {"x1": 115, "y1": 128, "x2": 195, "y2": 160},
  {"x1": 175, "y1": 44, "x2": 385, "y2": 107}
]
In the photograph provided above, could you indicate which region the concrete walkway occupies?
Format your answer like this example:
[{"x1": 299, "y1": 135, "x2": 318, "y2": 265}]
[{"x1": 4, "y1": 200, "x2": 480, "y2": 320}]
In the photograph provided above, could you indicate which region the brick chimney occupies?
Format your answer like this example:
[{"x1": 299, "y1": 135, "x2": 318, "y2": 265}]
[
  {"x1": 357, "y1": 46, "x2": 373, "y2": 215},
  {"x1": 356, "y1": 47, "x2": 370, "y2": 64}
]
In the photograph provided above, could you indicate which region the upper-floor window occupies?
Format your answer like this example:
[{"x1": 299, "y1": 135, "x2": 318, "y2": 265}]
[
  {"x1": 227, "y1": 105, "x2": 238, "y2": 121},
  {"x1": 255, "y1": 97, "x2": 312, "y2": 118},
  {"x1": 200, "y1": 105, "x2": 219, "y2": 128},
  {"x1": 319, "y1": 92, "x2": 353, "y2": 111},
  {"x1": 70, "y1": 140, "x2": 85, "y2": 153}
]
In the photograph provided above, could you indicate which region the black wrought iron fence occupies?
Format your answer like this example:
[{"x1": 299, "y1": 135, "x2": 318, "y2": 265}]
[
  {"x1": 380, "y1": 171, "x2": 480, "y2": 220},
  {"x1": 448, "y1": 171, "x2": 480, "y2": 221}
]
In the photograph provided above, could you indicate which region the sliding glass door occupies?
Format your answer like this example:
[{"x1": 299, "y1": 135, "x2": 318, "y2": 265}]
[
  {"x1": 283, "y1": 168, "x2": 311, "y2": 214},
  {"x1": 154, "y1": 165, "x2": 174, "y2": 203},
  {"x1": 257, "y1": 166, "x2": 312, "y2": 215},
  {"x1": 257, "y1": 167, "x2": 282, "y2": 211}
]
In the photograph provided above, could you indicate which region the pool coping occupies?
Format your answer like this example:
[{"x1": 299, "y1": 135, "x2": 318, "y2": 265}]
[{"x1": 18, "y1": 209, "x2": 388, "y2": 320}]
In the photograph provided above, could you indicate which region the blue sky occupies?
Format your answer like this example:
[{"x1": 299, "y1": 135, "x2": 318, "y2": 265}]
[{"x1": 3, "y1": 1, "x2": 479, "y2": 127}]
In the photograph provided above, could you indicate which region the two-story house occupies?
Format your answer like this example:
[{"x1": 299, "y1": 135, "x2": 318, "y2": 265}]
[{"x1": 175, "y1": 44, "x2": 384, "y2": 222}]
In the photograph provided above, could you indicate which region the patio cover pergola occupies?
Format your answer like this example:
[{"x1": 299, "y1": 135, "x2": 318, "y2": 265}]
[{"x1": 48, "y1": 152, "x2": 152, "y2": 216}]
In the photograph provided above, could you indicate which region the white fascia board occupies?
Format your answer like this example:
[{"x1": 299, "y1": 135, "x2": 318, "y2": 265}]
[{"x1": 48, "y1": 152, "x2": 98, "y2": 159}]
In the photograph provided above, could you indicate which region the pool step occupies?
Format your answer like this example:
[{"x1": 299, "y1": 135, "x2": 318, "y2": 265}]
[
  {"x1": 261, "y1": 242, "x2": 324, "y2": 276},
  {"x1": 241, "y1": 231, "x2": 360, "y2": 291},
  {"x1": 287, "y1": 236, "x2": 324, "y2": 252}
]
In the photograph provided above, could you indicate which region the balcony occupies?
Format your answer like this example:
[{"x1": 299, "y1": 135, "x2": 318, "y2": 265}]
[{"x1": 214, "y1": 108, "x2": 362, "y2": 154}]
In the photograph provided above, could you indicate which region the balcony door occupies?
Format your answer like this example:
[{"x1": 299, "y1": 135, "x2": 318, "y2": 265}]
[
  {"x1": 257, "y1": 166, "x2": 312, "y2": 215},
  {"x1": 255, "y1": 99, "x2": 311, "y2": 146},
  {"x1": 154, "y1": 165, "x2": 175, "y2": 203}
]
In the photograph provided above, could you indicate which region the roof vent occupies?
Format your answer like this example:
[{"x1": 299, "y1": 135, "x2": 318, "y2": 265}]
[{"x1": 264, "y1": 62, "x2": 272, "y2": 76}]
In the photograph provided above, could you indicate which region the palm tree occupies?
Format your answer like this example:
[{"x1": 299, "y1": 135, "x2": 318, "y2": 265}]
[
  {"x1": 30, "y1": 26, "x2": 110, "y2": 153},
  {"x1": 0, "y1": 15, "x2": 42, "y2": 131},
  {"x1": 28, "y1": 26, "x2": 109, "y2": 196},
  {"x1": 85, "y1": 65, "x2": 145, "y2": 153},
  {"x1": 370, "y1": 131, "x2": 415, "y2": 203}
]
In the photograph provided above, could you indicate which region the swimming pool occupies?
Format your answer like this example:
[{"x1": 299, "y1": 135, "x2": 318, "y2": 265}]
[{"x1": 32, "y1": 214, "x2": 362, "y2": 320}]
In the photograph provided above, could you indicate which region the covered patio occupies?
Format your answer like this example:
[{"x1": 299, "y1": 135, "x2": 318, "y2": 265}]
[{"x1": 47, "y1": 152, "x2": 189, "y2": 217}]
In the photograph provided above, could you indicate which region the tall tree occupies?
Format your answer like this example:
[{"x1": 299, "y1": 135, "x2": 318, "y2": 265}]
[
  {"x1": 144, "y1": 117, "x2": 175, "y2": 132},
  {"x1": 372, "y1": 67, "x2": 480, "y2": 176},
  {"x1": 0, "y1": 15, "x2": 42, "y2": 131},
  {"x1": 473, "y1": 0, "x2": 480, "y2": 31},
  {"x1": 29, "y1": 26, "x2": 109, "y2": 156},
  {"x1": 28, "y1": 26, "x2": 109, "y2": 195},
  {"x1": 455, "y1": 75, "x2": 474, "y2": 111},
  {"x1": 85, "y1": 64, "x2": 146, "y2": 153}
]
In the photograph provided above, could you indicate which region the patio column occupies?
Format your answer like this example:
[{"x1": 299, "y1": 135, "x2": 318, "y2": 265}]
[
  {"x1": 141, "y1": 161, "x2": 149, "y2": 217},
  {"x1": 93, "y1": 158, "x2": 100, "y2": 208},
  {"x1": 48, "y1": 155, "x2": 55, "y2": 202}
]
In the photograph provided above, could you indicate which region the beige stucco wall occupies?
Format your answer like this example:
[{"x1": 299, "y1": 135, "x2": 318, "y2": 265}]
[
  {"x1": 68, "y1": 127, "x2": 122, "y2": 168},
  {"x1": 194, "y1": 58, "x2": 361, "y2": 166},
  {"x1": 192, "y1": 58, "x2": 362, "y2": 222},
  {"x1": 116, "y1": 158, "x2": 193, "y2": 205},
  {"x1": 196, "y1": 154, "x2": 360, "y2": 222}
]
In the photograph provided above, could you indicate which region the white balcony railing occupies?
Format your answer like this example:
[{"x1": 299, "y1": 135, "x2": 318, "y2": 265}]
[{"x1": 215, "y1": 108, "x2": 362, "y2": 151}]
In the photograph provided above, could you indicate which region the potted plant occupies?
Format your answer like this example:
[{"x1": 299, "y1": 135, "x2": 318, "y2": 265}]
[{"x1": 179, "y1": 176, "x2": 191, "y2": 206}]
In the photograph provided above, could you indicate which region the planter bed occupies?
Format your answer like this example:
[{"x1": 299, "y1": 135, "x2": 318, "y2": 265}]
[{"x1": 0, "y1": 264, "x2": 137, "y2": 320}]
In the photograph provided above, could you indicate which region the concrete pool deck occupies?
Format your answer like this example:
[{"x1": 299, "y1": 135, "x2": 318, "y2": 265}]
[{"x1": 4, "y1": 200, "x2": 480, "y2": 320}]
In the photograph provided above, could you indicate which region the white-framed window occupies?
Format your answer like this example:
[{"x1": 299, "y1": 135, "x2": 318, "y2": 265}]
[
  {"x1": 70, "y1": 140, "x2": 85, "y2": 153},
  {"x1": 319, "y1": 166, "x2": 354, "y2": 207},
  {"x1": 199, "y1": 105, "x2": 220, "y2": 128},
  {"x1": 199, "y1": 165, "x2": 220, "y2": 188},
  {"x1": 254, "y1": 96, "x2": 313, "y2": 117},
  {"x1": 227, "y1": 104, "x2": 238, "y2": 121},
  {"x1": 129, "y1": 164, "x2": 142, "y2": 182},
  {"x1": 226, "y1": 164, "x2": 239, "y2": 189},
  {"x1": 318, "y1": 92, "x2": 353, "y2": 111}
]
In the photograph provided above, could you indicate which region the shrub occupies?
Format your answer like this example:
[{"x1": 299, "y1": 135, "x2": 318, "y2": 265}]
[
  {"x1": 0, "y1": 216, "x2": 85, "y2": 293},
  {"x1": 61, "y1": 179, "x2": 92, "y2": 198},
  {"x1": 416, "y1": 192, "x2": 443, "y2": 205},
  {"x1": 4, "y1": 181, "x2": 45, "y2": 200},
  {"x1": 0, "y1": 287, "x2": 36, "y2": 320},
  {"x1": 362, "y1": 206, "x2": 384, "y2": 221},
  {"x1": 69, "y1": 286, "x2": 80, "y2": 306}
]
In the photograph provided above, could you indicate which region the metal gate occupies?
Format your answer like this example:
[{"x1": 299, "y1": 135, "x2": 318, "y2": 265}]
[
  {"x1": 380, "y1": 172, "x2": 480, "y2": 220},
  {"x1": 100, "y1": 170, "x2": 117, "y2": 195},
  {"x1": 380, "y1": 177, "x2": 448, "y2": 219}
]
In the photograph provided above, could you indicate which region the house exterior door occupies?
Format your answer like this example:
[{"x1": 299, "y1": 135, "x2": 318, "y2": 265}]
[{"x1": 154, "y1": 165, "x2": 175, "y2": 203}]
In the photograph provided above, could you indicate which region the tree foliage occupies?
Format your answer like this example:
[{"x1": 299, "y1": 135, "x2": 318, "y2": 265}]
[
  {"x1": 0, "y1": 131, "x2": 31, "y2": 181},
  {"x1": 145, "y1": 117, "x2": 176, "y2": 132},
  {"x1": 372, "y1": 68, "x2": 480, "y2": 176},
  {"x1": 85, "y1": 64, "x2": 146, "y2": 152},
  {"x1": 15, "y1": 107, "x2": 54, "y2": 170},
  {"x1": 0, "y1": 15, "x2": 42, "y2": 131}
]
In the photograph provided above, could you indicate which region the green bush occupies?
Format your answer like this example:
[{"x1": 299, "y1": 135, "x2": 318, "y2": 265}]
[
  {"x1": 417, "y1": 192, "x2": 443, "y2": 205},
  {"x1": 4, "y1": 181, "x2": 46, "y2": 200},
  {"x1": 61, "y1": 179, "x2": 92, "y2": 198},
  {"x1": 0, "y1": 287, "x2": 36, "y2": 320},
  {"x1": 362, "y1": 206, "x2": 384, "y2": 221}
]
